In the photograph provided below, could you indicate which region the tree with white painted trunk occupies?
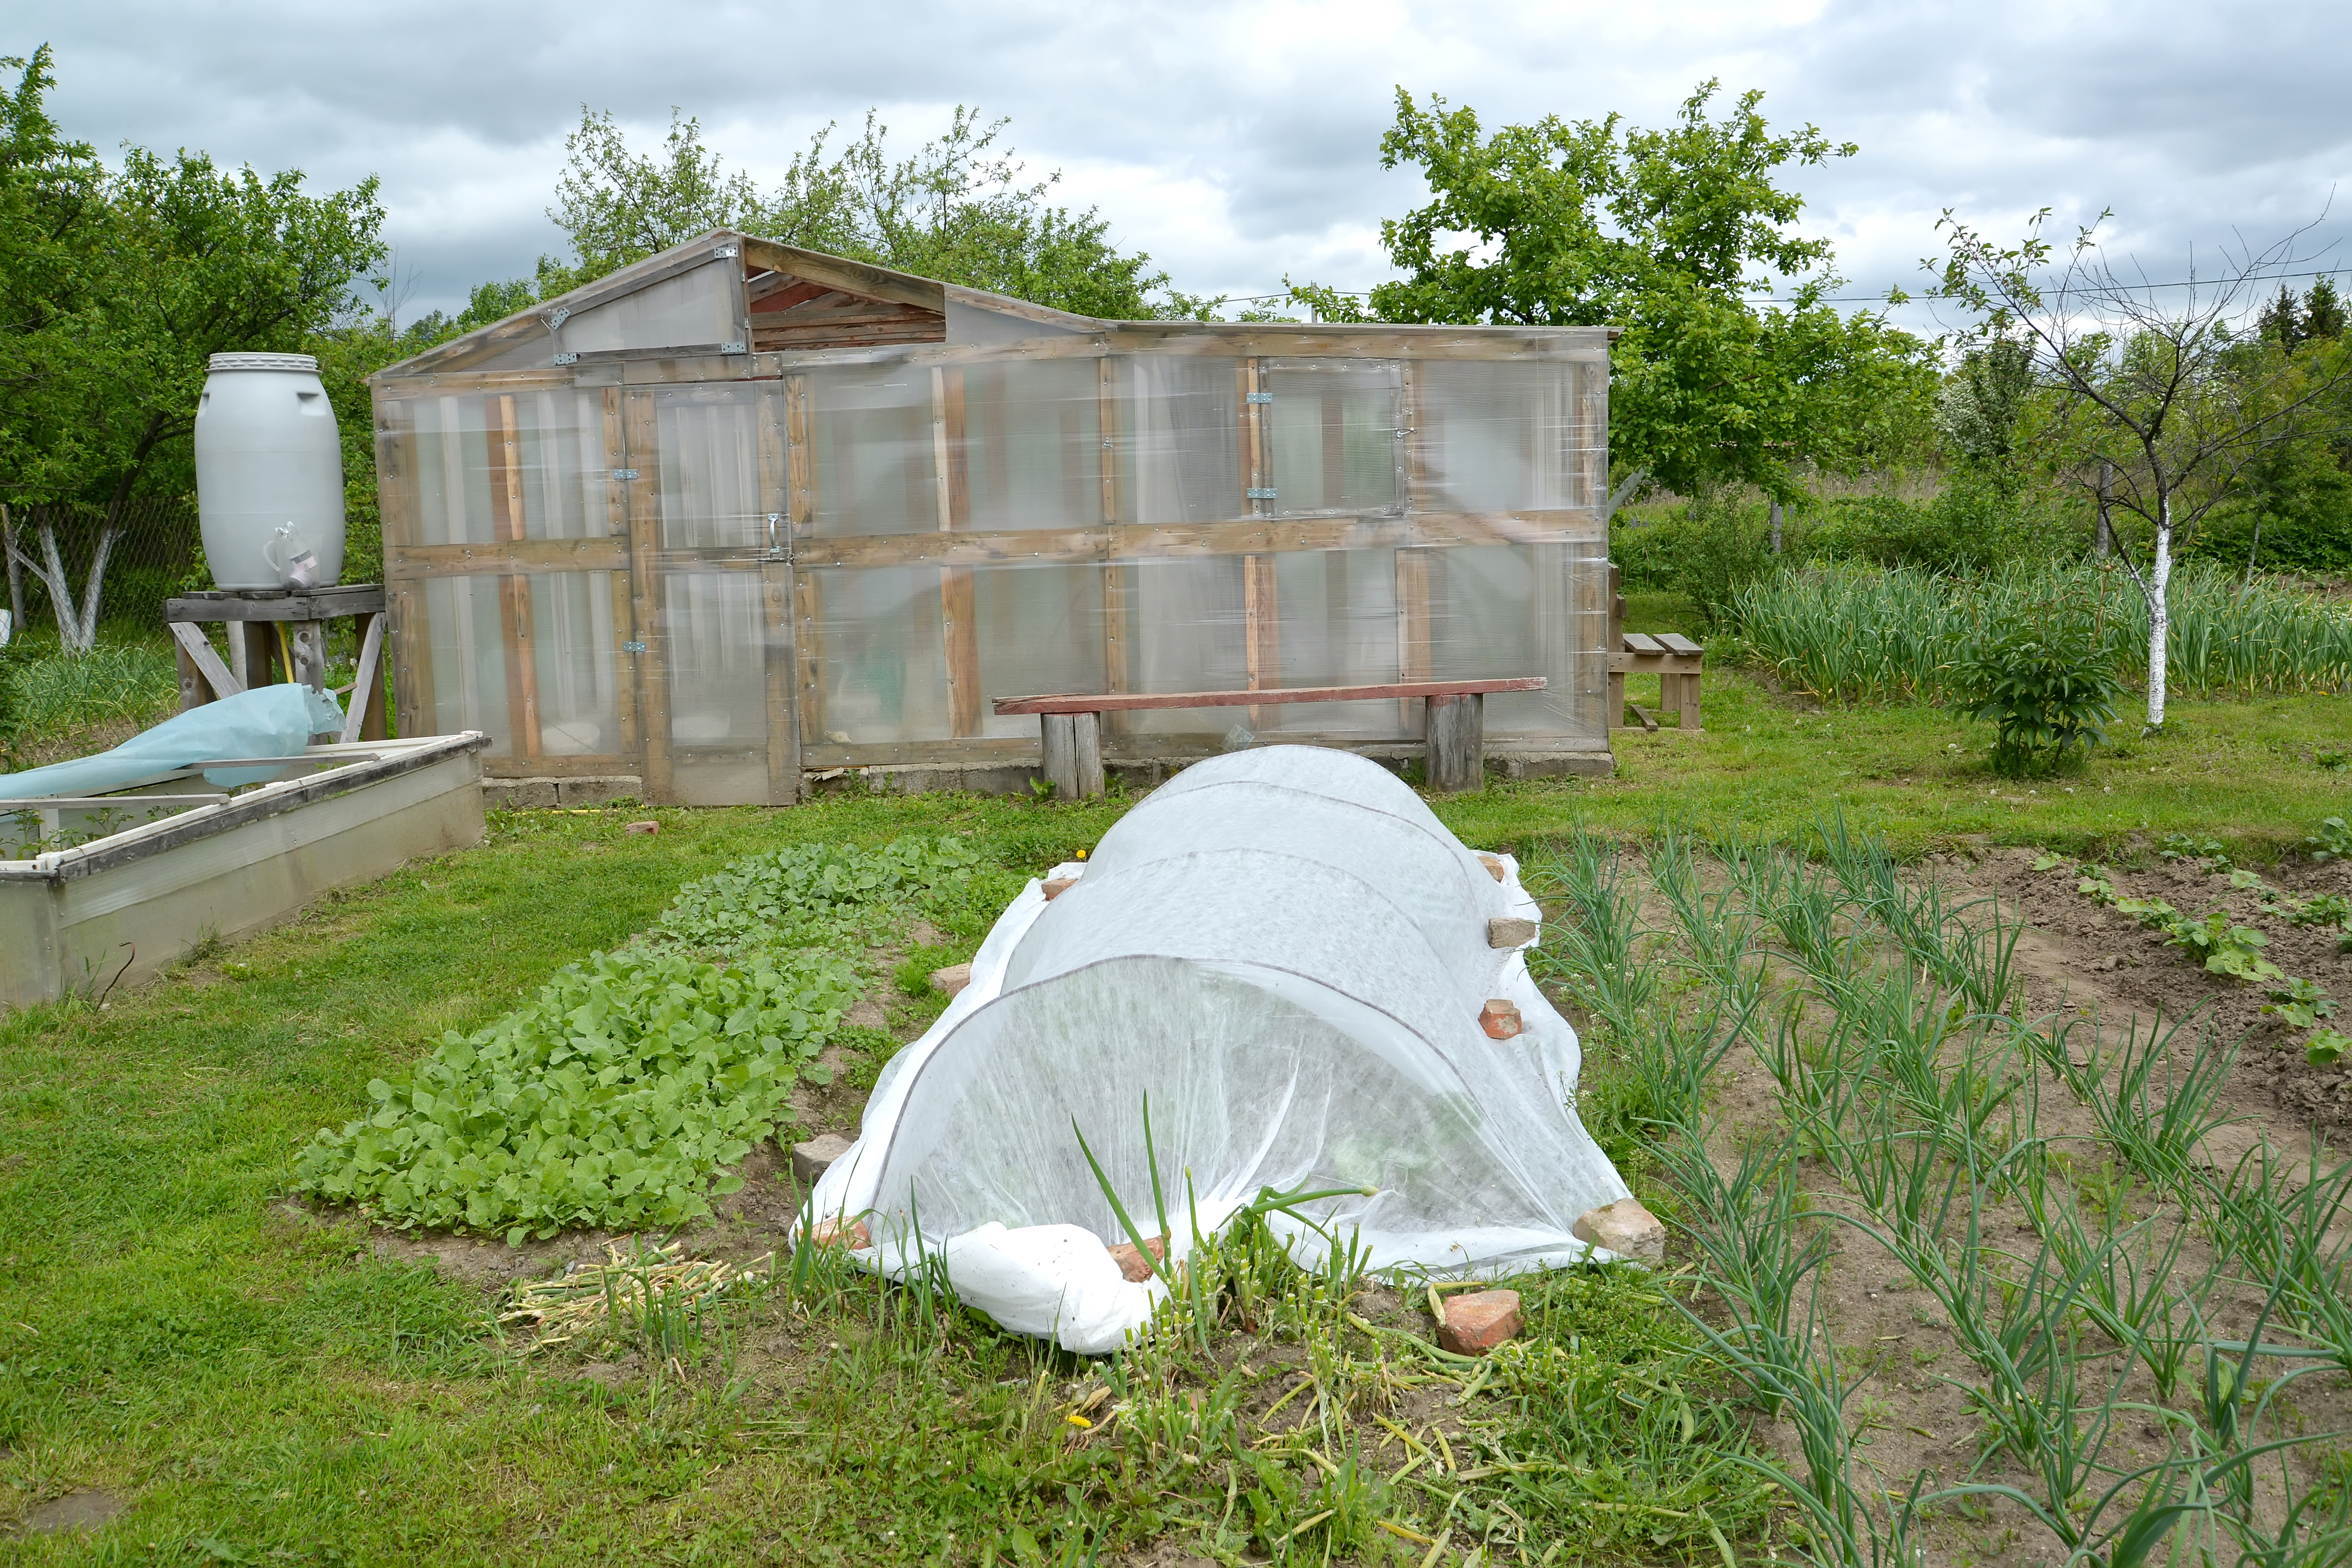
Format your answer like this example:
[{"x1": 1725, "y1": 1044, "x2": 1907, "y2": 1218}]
[{"x1": 1931, "y1": 210, "x2": 2352, "y2": 730}]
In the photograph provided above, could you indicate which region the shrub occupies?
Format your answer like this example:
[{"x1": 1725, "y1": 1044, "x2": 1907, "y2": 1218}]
[{"x1": 1951, "y1": 607, "x2": 2123, "y2": 775}]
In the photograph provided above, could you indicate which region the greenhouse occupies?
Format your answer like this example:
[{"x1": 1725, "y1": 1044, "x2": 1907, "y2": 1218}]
[
  {"x1": 807, "y1": 746, "x2": 1634, "y2": 1353},
  {"x1": 369, "y1": 232, "x2": 1614, "y2": 803}
]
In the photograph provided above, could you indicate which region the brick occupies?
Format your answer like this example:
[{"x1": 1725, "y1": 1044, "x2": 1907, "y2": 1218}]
[
  {"x1": 1572, "y1": 1198, "x2": 1665, "y2": 1266},
  {"x1": 1487, "y1": 916, "x2": 1539, "y2": 949},
  {"x1": 1477, "y1": 853, "x2": 1508, "y2": 883},
  {"x1": 810, "y1": 1217, "x2": 870, "y2": 1250},
  {"x1": 929, "y1": 962, "x2": 973, "y2": 997},
  {"x1": 792, "y1": 1133, "x2": 854, "y2": 1185},
  {"x1": 1107, "y1": 1233, "x2": 1167, "y2": 1282},
  {"x1": 1479, "y1": 999, "x2": 1523, "y2": 1039},
  {"x1": 1042, "y1": 876, "x2": 1076, "y2": 900},
  {"x1": 1437, "y1": 1289, "x2": 1522, "y2": 1354},
  {"x1": 624, "y1": 819, "x2": 660, "y2": 836}
]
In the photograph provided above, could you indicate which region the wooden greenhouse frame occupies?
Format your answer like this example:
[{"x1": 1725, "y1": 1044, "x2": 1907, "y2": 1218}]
[{"x1": 369, "y1": 231, "x2": 1614, "y2": 804}]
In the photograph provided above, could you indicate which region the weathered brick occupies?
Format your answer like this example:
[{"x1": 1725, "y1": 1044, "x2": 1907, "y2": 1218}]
[
  {"x1": 1042, "y1": 877, "x2": 1077, "y2": 900},
  {"x1": 1572, "y1": 1198, "x2": 1666, "y2": 1266},
  {"x1": 1107, "y1": 1233, "x2": 1168, "y2": 1282},
  {"x1": 930, "y1": 962, "x2": 973, "y2": 997},
  {"x1": 1437, "y1": 1289, "x2": 1523, "y2": 1354},
  {"x1": 1487, "y1": 916, "x2": 1539, "y2": 948},
  {"x1": 792, "y1": 1134, "x2": 854, "y2": 1185},
  {"x1": 624, "y1": 819, "x2": 660, "y2": 836},
  {"x1": 1479, "y1": 999, "x2": 1523, "y2": 1039},
  {"x1": 1477, "y1": 853, "x2": 1508, "y2": 883}
]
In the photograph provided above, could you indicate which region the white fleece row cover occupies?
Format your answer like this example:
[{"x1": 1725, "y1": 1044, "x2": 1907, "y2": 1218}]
[{"x1": 806, "y1": 745, "x2": 1634, "y2": 1353}]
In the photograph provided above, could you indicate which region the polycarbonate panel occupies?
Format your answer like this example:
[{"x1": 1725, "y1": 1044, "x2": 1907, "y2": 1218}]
[
  {"x1": 1253, "y1": 550, "x2": 1402, "y2": 736},
  {"x1": 960, "y1": 360, "x2": 1102, "y2": 532},
  {"x1": 1264, "y1": 362, "x2": 1401, "y2": 516},
  {"x1": 808, "y1": 567, "x2": 949, "y2": 744},
  {"x1": 973, "y1": 564, "x2": 1102, "y2": 739},
  {"x1": 558, "y1": 261, "x2": 739, "y2": 356},
  {"x1": 654, "y1": 384, "x2": 768, "y2": 552},
  {"x1": 405, "y1": 389, "x2": 616, "y2": 545},
  {"x1": 810, "y1": 366, "x2": 933, "y2": 538},
  {"x1": 530, "y1": 571, "x2": 620, "y2": 757},
  {"x1": 1416, "y1": 360, "x2": 1593, "y2": 514},
  {"x1": 1120, "y1": 356, "x2": 1241, "y2": 526},
  {"x1": 421, "y1": 575, "x2": 510, "y2": 757}
]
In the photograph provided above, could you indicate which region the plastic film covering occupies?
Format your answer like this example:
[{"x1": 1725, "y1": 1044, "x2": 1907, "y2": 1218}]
[
  {"x1": 808, "y1": 746, "x2": 1633, "y2": 1354},
  {"x1": 378, "y1": 341, "x2": 1609, "y2": 787}
]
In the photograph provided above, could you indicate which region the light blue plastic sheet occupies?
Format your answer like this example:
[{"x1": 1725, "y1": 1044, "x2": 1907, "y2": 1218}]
[{"x1": 0, "y1": 684, "x2": 346, "y2": 800}]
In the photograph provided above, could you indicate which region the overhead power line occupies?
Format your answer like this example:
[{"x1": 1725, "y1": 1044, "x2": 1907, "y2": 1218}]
[{"x1": 1230, "y1": 266, "x2": 2348, "y2": 310}]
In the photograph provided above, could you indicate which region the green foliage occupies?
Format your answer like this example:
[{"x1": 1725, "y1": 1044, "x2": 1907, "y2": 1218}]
[
  {"x1": 2158, "y1": 832, "x2": 2230, "y2": 864},
  {"x1": 296, "y1": 834, "x2": 984, "y2": 1240},
  {"x1": 1953, "y1": 608, "x2": 2122, "y2": 775},
  {"x1": 0, "y1": 635, "x2": 178, "y2": 764},
  {"x1": 0, "y1": 47, "x2": 386, "y2": 647},
  {"x1": 2261, "y1": 976, "x2": 2335, "y2": 1032},
  {"x1": 2161, "y1": 911, "x2": 2284, "y2": 983},
  {"x1": 540, "y1": 106, "x2": 1185, "y2": 321},
  {"x1": 1733, "y1": 560, "x2": 2352, "y2": 705},
  {"x1": 1305, "y1": 80, "x2": 1934, "y2": 498},
  {"x1": 293, "y1": 947, "x2": 854, "y2": 1240},
  {"x1": 2304, "y1": 817, "x2": 2352, "y2": 863}
]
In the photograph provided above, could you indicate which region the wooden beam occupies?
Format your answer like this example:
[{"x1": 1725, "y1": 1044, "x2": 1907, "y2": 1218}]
[
  {"x1": 385, "y1": 538, "x2": 631, "y2": 579},
  {"x1": 1244, "y1": 553, "x2": 1278, "y2": 732},
  {"x1": 166, "y1": 621, "x2": 241, "y2": 703},
  {"x1": 737, "y1": 238, "x2": 947, "y2": 316},
  {"x1": 341, "y1": 613, "x2": 386, "y2": 743},
  {"x1": 597, "y1": 388, "x2": 636, "y2": 763},
  {"x1": 485, "y1": 394, "x2": 541, "y2": 761},
  {"x1": 993, "y1": 677, "x2": 1544, "y2": 716},
  {"x1": 934, "y1": 366, "x2": 982, "y2": 738},
  {"x1": 624, "y1": 389, "x2": 673, "y2": 802},
  {"x1": 1395, "y1": 547, "x2": 1433, "y2": 729},
  {"x1": 756, "y1": 387, "x2": 799, "y2": 805}
]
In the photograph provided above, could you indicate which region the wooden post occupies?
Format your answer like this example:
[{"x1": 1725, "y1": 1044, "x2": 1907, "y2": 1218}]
[
  {"x1": 486, "y1": 393, "x2": 541, "y2": 760},
  {"x1": 1395, "y1": 548, "x2": 1435, "y2": 730},
  {"x1": 934, "y1": 366, "x2": 982, "y2": 737},
  {"x1": 756, "y1": 387, "x2": 800, "y2": 805},
  {"x1": 290, "y1": 621, "x2": 328, "y2": 692},
  {"x1": 623, "y1": 389, "x2": 672, "y2": 802},
  {"x1": 175, "y1": 641, "x2": 206, "y2": 712},
  {"x1": 1244, "y1": 553, "x2": 1279, "y2": 731},
  {"x1": 785, "y1": 374, "x2": 826, "y2": 750},
  {"x1": 1607, "y1": 562, "x2": 1626, "y2": 730},
  {"x1": 600, "y1": 387, "x2": 638, "y2": 767},
  {"x1": 1099, "y1": 357, "x2": 1133, "y2": 742},
  {"x1": 1039, "y1": 710, "x2": 1104, "y2": 799},
  {"x1": 1426, "y1": 692, "x2": 1484, "y2": 792}
]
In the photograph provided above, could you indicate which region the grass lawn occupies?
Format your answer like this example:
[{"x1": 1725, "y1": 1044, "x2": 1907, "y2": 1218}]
[{"x1": 3, "y1": 665, "x2": 2347, "y2": 1563}]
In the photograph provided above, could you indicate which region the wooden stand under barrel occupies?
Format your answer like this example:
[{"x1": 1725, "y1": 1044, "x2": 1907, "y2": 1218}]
[{"x1": 165, "y1": 584, "x2": 390, "y2": 744}]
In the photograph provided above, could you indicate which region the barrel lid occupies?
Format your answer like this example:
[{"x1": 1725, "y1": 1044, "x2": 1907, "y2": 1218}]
[{"x1": 207, "y1": 352, "x2": 320, "y2": 373}]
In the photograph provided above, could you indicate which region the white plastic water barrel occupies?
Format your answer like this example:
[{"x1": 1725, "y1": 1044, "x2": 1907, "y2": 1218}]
[{"x1": 194, "y1": 352, "x2": 346, "y2": 591}]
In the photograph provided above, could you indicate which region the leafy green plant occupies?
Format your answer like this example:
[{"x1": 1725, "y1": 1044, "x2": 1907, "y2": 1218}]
[
  {"x1": 2263, "y1": 978, "x2": 2337, "y2": 1033},
  {"x1": 649, "y1": 835, "x2": 984, "y2": 959},
  {"x1": 1952, "y1": 608, "x2": 2122, "y2": 776},
  {"x1": 2163, "y1": 911, "x2": 2285, "y2": 983},
  {"x1": 2307, "y1": 1029, "x2": 2351, "y2": 1067},
  {"x1": 2318, "y1": 749, "x2": 2349, "y2": 774},
  {"x1": 2304, "y1": 818, "x2": 2352, "y2": 863},
  {"x1": 295, "y1": 948, "x2": 853, "y2": 1240},
  {"x1": 2158, "y1": 832, "x2": 2229, "y2": 866}
]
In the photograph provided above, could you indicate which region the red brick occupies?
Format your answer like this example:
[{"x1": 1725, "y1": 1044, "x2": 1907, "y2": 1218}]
[
  {"x1": 810, "y1": 1217, "x2": 870, "y2": 1250},
  {"x1": 1437, "y1": 1289, "x2": 1522, "y2": 1354},
  {"x1": 1477, "y1": 853, "x2": 1508, "y2": 882},
  {"x1": 1107, "y1": 1233, "x2": 1167, "y2": 1282},
  {"x1": 1479, "y1": 999, "x2": 1523, "y2": 1039}
]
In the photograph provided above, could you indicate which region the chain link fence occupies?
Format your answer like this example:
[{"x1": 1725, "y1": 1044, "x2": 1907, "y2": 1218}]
[{"x1": 4, "y1": 497, "x2": 202, "y2": 640}]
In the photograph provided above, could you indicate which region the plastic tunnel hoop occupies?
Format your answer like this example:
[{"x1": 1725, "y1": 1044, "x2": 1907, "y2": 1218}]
[{"x1": 807, "y1": 744, "x2": 1635, "y2": 1354}]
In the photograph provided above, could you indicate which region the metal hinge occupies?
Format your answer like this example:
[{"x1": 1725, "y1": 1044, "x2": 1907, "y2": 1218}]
[
  {"x1": 622, "y1": 640, "x2": 647, "y2": 654},
  {"x1": 1246, "y1": 391, "x2": 1272, "y2": 405},
  {"x1": 720, "y1": 341, "x2": 746, "y2": 355},
  {"x1": 611, "y1": 468, "x2": 639, "y2": 481},
  {"x1": 711, "y1": 243, "x2": 739, "y2": 260},
  {"x1": 765, "y1": 513, "x2": 788, "y2": 559},
  {"x1": 1246, "y1": 486, "x2": 1278, "y2": 499},
  {"x1": 552, "y1": 352, "x2": 578, "y2": 366},
  {"x1": 541, "y1": 305, "x2": 571, "y2": 330}
]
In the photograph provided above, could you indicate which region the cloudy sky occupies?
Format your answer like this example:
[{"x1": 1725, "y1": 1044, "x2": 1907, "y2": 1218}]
[{"x1": 24, "y1": 0, "x2": 2351, "y2": 335}]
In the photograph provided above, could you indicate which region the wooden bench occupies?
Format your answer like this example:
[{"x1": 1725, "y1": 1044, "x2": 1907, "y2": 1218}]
[
  {"x1": 990, "y1": 678, "x2": 1547, "y2": 799},
  {"x1": 1603, "y1": 565, "x2": 1704, "y2": 732}
]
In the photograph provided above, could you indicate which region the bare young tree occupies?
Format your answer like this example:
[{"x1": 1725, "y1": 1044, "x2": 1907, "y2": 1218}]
[{"x1": 1931, "y1": 210, "x2": 2352, "y2": 729}]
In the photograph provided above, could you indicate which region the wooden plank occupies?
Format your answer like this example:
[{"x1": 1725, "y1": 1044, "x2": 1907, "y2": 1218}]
[
  {"x1": 624, "y1": 389, "x2": 673, "y2": 802},
  {"x1": 1605, "y1": 652, "x2": 1704, "y2": 673},
  {"x1": 1607, "y1": 562, "x2": 1625, "y2": 731},
  {"x1": 940, "y1": 283, "x2": 1099, "y2": 333},
  {"x1": 1244, "y1": 553, "x2": 1279, "y2": 731},
  {"x1": 738, "y1": 237, "x2": 947, "y2": 316},
  {"x1": 784, "y1": 374, "x2": 814, "y2": 540},
  {"x1": 1395, "y1": 547, "x2": 1432, "y2": 728},
  {"x1": 166, "y1": 585, "x2": 388, "y2": 622},
  {"x1": 385, "y1": 538, "x2": 631, "y2": 578},
  {"x1": 341, "y1": 614, "x2": 386, "y2": 743},
  {"x1": 1623, "y1": 632, "x2": 1667, "y2": 655},
  {"x1": 175, "y1": 641, "x2": 206, "y2": 713},
  {"x1": 787, "y1": 509, "x2": 1597, "y2": 572},
  {"x1": 167, "y1": 621, "x2": 241, "y2": 702},
  {"x1": 486, "y1": 395, "x2": 541, "y2": 761},
  {"x1": 1657, "y1": 632, "x2": 1704, "y2": 657},
  {"x1": 388, "y1": 581, "x2": 431, "y2": 739},
  {"x1": 755, "y1": 387, "x2": 799, "y2": 805},
  {"x1": 793, "y1": 568, "x2": 826, "y2": 749},
  {"x1": 597, "y1": 387, "x2": 637, "y2": 764},
  {"x1": 932, "y1": 366, "x2": 982, "y2": 738},
  {"x1": 994, "y1": 677, "x2": 1545, "y2": 716}
]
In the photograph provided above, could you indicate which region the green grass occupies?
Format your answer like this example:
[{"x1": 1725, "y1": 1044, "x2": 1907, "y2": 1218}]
[
  {"x1": 3, "y1": 667, "x2": 2347, "y2": 1562},
  {"x1": 1, "y1": 634, "x2": 180, "y2": 769}
]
